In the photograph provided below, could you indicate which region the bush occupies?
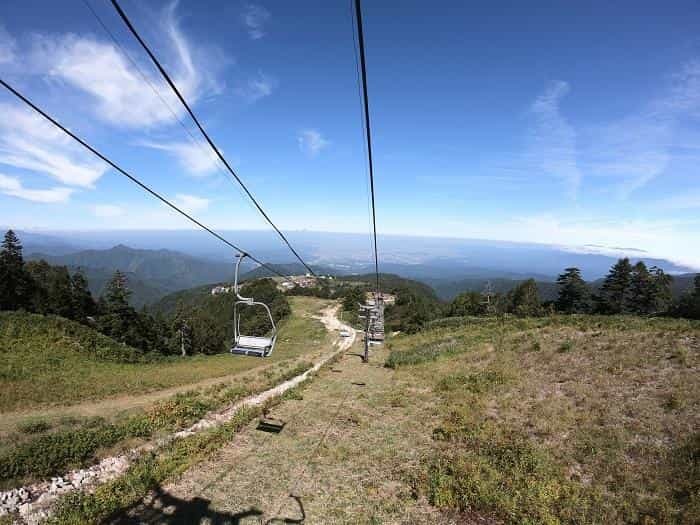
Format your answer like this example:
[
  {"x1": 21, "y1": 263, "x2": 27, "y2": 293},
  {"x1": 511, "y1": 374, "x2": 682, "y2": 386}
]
[
  {"x1": 436, "y1": 370, "x2": 507, "y2": 394},
  {"x1": 385, "y1": 338, "x2": 461, "y2": 368},
  {"x1": 17, "y1": 419, "x2": 51, "y2": 435}
]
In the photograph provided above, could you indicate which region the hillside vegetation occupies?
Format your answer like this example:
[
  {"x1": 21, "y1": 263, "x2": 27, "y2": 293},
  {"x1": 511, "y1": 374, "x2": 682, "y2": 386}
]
[
  {"x1": 385, "y1": 315, "x2": 700, "y2": 523},
  {"x1": 28, "y1": 244, "x2": 234, "y2": 306},
  {"x1": 0, "y1": 296, "x2": 317, "y2": 413}
]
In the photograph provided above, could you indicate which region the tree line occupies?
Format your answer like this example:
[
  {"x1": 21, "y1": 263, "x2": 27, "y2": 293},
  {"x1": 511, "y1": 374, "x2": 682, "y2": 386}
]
[
  {"x1": 0, "y1": 230, "x2": 290, "y2": 356},
  {"x1": 447, "y1": 258, "x2": 700, "y2": 320}
]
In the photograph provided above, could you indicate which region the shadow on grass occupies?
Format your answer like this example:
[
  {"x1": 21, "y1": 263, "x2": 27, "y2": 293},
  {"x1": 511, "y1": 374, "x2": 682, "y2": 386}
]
[{"x1": 109, "y1": 485, "x2": 306, "y2": 524}]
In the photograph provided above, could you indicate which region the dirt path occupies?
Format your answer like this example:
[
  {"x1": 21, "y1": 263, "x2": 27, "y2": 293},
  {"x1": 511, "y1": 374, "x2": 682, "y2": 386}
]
[
  {"x1": 113, "y1": 335, "x2": 453, "y2": 524},
  {"x1": 1, "y1": 299, "x2": 335, "y2": 435}
]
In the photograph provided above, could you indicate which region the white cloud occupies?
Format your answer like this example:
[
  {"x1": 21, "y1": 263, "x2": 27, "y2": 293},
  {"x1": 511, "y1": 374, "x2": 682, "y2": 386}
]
[
  {"x1": 243, "y1": 4, "x2": 271, "y2": 40},
  {"x1": 0, "y1": 103, "x2": 108, "y2": 188},
  {"x1": 174, "y1": 193, "x2": 209, "y2": 213},
  {"x1": 579, "y1": 59, "x2": 700, "y2": 198},
  {"x1": 92, "y1": 204, "x2": 125, "y2": 218},
  {"x1": 0, "y1": 25, "x2": 16, "y2": 64},
  {"x1": 236, "y1": 71, "x2": 275, "y2": 102},
  {"x1": 297, "y1": 129, "x2": 330, "y2": 158},
  {"x1": 527, "y1": 80, "x2": 581, "y2": 198},
  {"x1": 0, "y1": 174, "x2": 74, "y2": 203},
  {"x1": 141, "y1": 140, "x2": 220, "y2": 176},
  {"x1": 435, "y1": 213, "x2": 700, "y2": 270},
  {"x1": 30, "y1": 2, "x2": 220, "y2": 128}
]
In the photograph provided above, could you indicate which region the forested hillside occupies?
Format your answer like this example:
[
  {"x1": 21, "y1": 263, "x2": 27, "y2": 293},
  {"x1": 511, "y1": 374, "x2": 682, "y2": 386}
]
[{"x1": 27, "y1": 245, "x2": 234, "y2": 306}]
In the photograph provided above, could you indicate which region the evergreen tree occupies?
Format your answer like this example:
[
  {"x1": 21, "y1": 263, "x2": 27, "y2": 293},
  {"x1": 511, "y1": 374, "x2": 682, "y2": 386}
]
[
  {"x1": 596, "y1": 258, "x2": 633, "y2": 314},
  {"x1": 555, "y1": 267, "x2": 591, "y2": 314},
  {"x1": 70, "y1": 270, "x2": 97, "y2": 320},
  {"x1": 102, "y1": 270, "x2": 132, "y2": 312},
  {"x1": 0, "y1": 230, "x2": 33, "y2": 310},
  {"x1": 510, "y1": 279, "x2": 542, "y2": 317},
  {"x1": 675, "y1": 274, "x2": 700, "y2": 320},
  {"x1": 449, "y1": 291, "x2": 485, "y2": 316},
  {"x1": 625, "y1": 262, "x2": 673, "y2": 315},
  {"x1": 627, "y1": 261, "x2": 654, "y2": 314},
  {"x1": 97, "y1": 271, "x2": 141, "y2": 347},
  {"x1": 649, "y1": 266, "x2": 673, "y2": 314}
]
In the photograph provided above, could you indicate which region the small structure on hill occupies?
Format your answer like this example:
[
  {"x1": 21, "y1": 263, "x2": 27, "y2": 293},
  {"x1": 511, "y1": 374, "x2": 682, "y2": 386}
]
[{"x1": 211, "y1": 285, "x2": 233, "y2": 295}]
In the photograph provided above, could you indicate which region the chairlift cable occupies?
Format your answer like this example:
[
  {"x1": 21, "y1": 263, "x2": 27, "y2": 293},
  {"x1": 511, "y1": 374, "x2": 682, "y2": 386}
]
[
  {"x1": 348, "y1": 0, "x2": 376, "y2": 280},
  {"x1": 0, "y1": 78, "x2": 294, "y2": 284},
  {"x1": 352, "y1": 0, "x2": 381, "y2": 295},
  {"x1": 110, "y1": 0, "x2": 317, "y2": 278},
  {"x1": 81, "y1": 0, "x2": 278, "y2": 248}
]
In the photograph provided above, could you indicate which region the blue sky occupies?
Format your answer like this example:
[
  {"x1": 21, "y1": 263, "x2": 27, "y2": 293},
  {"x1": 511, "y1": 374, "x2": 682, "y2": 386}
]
[{"x1": 1, "y1": 0, "x2": 699, "y2": 268}]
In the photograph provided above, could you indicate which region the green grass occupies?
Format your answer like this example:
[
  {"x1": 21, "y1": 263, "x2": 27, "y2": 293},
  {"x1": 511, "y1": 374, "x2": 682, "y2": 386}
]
[
  {"x1": 0, "y1": 296, "x2": 333, "y2": 489},
  {"x1": 47, "y1": 406, "x2": 262, "y2": 525},
  {"x1": 0, "y1": 297, "x2": 330, "y2": 412},
  {"x1": 389, "y1": 314, "x2": 700, "y2": 524}
]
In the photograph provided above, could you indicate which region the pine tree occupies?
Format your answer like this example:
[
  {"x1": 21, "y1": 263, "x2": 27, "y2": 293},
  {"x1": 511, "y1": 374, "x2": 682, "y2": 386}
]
[
  {"x1": 511, "y1": 279, "x2": 542, "y2": 317},
  {"x1": 70, "y1": 270, "x2": 97, "y2": 320},
  {"x1": 649, "y1": 266, "x2": 673, "y2": 314},
  {"x1": 627, "y1": 261, "x2": 653, "y2": 314},
  {"x1": 0, "y1": 230, "x2": 33, "y2": 310},
  {"x1": 555, "y1": 267, "x2": 591, "y2": 313},
  {"x1": 103, "y1": 270, "x2": 132, "y2": 311},
  {"x1": 596, "y1": 258, "x2": 633, "y2": 314}
]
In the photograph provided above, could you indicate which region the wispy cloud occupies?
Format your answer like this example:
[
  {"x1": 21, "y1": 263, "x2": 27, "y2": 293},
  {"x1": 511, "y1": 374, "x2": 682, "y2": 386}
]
[
  {"x1": 140, "y1": 140, "x2": 221, "y2": 176},
  {"x1": 0, "y1": 103, "x2": 108, "y2": 188},
  {"x1": 236, "y1": 71, "x2": 275, "y2": 102},
  {"x1": 580, "y1": 59, "x2": 700, "y2": 198},
  {"x1": 242, "y1": 4, "x2": 271, "y2": 40},
  {"x1": 0, "y1": 174, "x2": 74, "y2": 203},
  {"x1": 527, "y1": 80, "x2": 581, "y2": 198},
  {"x1": 92, "y1": 204, "x2": 125, "y2": 218},
  {"x1": 297, "y1": 129, "x2": 329, "y2": 158},
  {"x1": 0, "y1": 25, "x2": 16, "y2": 64},
  {"x1": 29, "y1": 1, "x2": 221, "y2": 128},
  {"x1": 174, "y1": 193, "x2": 209, "y2": 213}
]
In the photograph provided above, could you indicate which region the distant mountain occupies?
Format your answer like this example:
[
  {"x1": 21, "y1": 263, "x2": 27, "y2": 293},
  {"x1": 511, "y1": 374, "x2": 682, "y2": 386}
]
[{"x1": 26, "y1": 245, "x2": 236, "y2": 307}]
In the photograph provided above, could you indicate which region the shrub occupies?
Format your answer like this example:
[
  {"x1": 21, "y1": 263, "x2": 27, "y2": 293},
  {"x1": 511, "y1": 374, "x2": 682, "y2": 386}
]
[
  {"x1": 385, "y1": 338, "x2": 461, "y2": 368},
  {"x1": 557, "y1": 340, "x2": 574, "y2": 353},
  {"x1": 17, "y1": 419, "x2": 51, "y2": 435},
  {"x1": 436, "y1": 370, "x2": 507, "y2": 394}
]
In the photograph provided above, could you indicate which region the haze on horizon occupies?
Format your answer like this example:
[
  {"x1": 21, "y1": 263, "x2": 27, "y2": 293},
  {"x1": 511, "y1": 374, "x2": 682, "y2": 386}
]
[{"x1": 1, "y1": 1, "x2": 700, "y2": 269}]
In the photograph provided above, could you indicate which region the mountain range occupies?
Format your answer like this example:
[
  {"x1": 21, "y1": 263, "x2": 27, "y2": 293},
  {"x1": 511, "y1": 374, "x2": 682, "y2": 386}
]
[{"x1": 12, "y1": 229, "x2": 698, "y2": 306}]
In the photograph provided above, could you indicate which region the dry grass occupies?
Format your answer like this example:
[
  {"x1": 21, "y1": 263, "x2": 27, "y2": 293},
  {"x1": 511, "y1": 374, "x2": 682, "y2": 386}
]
[
  {"x1": 41, "y1": 314, "x2": 700, "y2": 524},
  {"x1": 387, "y1": 315, "x2": 700, "y2": 524},
  {"x1": 113, "y1": 341, "x2": 456, "y2": 524}
]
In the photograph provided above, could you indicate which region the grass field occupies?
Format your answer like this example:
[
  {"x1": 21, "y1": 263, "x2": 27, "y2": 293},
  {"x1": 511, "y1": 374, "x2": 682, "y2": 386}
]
[
  {"x1": 0, "y1": 297, "x2": 331, "y2": 415},
  {"x1": 387, "y1": 315, "x2": 700, "y2": 523},
  {"x1": 5, "y1": 310, "x2": 698, "y2": 523},
  {"x1": 0, "y1": 297, "x2": 336, "y2": 489}
]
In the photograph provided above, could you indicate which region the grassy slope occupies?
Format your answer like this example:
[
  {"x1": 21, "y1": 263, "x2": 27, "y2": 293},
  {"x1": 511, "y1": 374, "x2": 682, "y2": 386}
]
[
  {"x1": 386, "y1": 315, "x2": 700, "y2": 524},
  {"x1": 0, "y1": 297, "x2": 330, "y2": 414},
  {"x1": 0, "y1": 297, "x2": 335, "y2": 489}
]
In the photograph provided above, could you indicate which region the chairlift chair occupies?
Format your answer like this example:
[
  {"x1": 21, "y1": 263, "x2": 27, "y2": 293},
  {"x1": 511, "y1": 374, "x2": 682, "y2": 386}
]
[{"x1": 230, "y1": 254, "x2": 277, "y2": 357}]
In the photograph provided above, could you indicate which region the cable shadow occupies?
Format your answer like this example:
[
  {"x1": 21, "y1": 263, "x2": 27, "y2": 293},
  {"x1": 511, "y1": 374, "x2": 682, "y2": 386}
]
[{"x1": 344, "y1": 352, "x2": 366, "y2": 361}]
